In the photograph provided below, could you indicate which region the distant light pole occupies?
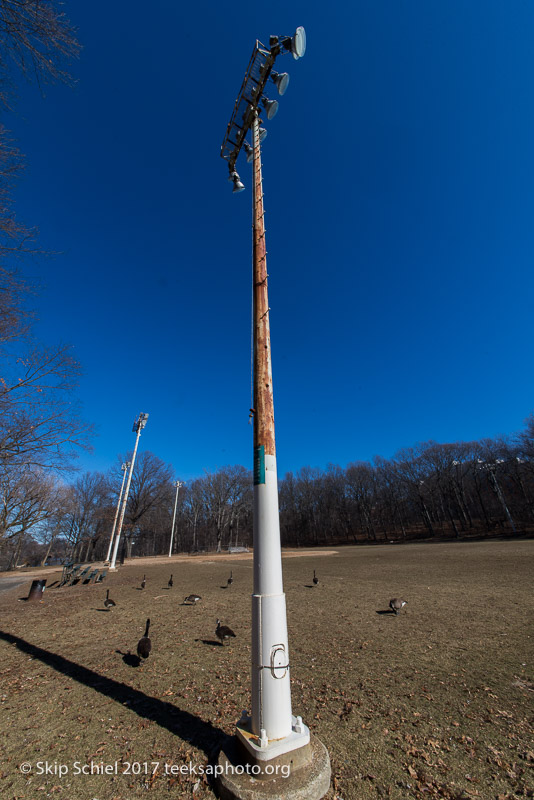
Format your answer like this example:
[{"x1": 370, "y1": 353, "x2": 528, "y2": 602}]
[
  {"x1": 218, "y1": 27, "x2": 330, "y2": 797},
  {"x1": 477, "y1": 458, "x2": 517, "y2": 534},
  {"x1": 109, "y1": 413, "x2": 149, "y2": 571},
  {"x1": 168, "y1": 480, "x2": 183, "y2": 557},
  {"x1": 104, "y1": 461, "x2": 130, "y2": 564}
]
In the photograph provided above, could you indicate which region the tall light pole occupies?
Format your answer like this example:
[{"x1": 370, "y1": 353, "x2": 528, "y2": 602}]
[
  {"x1": 104, "y1": 461, "x2": 130, "y2": 564},
  {"x1": 109, "y1": 413, "x2": 149, "y2": 571},
  {"x1": 168, "y1": 480, "x2": 183, "y2": 557},
  {"x1": 478, "y1": 458, "x2": 517, "y2": 534},
  {"x1": 217, "y1": 28, "x2": 330, "y2": 799}
]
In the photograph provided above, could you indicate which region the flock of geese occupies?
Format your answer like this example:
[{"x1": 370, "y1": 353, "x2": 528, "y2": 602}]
[
  {"x1": 103, "y1": 571, "x2": 239, "y2": 661},
  {"x1": 102, "y1": 569, "x2": 407, "y2": 663}
]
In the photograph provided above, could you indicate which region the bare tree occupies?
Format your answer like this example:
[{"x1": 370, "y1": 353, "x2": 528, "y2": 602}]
[
  {"x1": 0, "y1": 5, "x2": 88, "y2": 471},
  {"x1": 0, "y1": 464, "x2": 66, "y2": 566},
  {"x1": 0, "y1": 1, "x2": 79, "y2": 255},
  {"x1": 200, "y1": 465, "x2": 251, "y2": 552},
  {"x1": 0, "y1": 0, "x2": 79, "y2": 102},
  {"x1": 0, "y1": 341, "x2": 93, "y2": 469},
  {"x1": 120, "y1": 451, "x2": 174, "y2": 558},
  {"x1": 66, "y1": 471, "x2": 113, "y2": 562},
  {"x1": 182, "y1": 478, "x2": 207, "y2": 552},
  {"x1": 0, "y1": 131, "x2": 38, "y2": 259},
  {"x1": 0, "y1": 264, "x2": 35, "y2": 343}
]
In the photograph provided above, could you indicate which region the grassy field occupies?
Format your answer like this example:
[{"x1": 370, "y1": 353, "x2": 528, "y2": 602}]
[{"x1": 0, "y1": 540, "x2": 532, "y2": 800}]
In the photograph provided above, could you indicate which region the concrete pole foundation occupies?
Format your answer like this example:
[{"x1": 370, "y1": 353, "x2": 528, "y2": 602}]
[{"x1": 216, "y1": 733, "x2": 330, "y2": 800}]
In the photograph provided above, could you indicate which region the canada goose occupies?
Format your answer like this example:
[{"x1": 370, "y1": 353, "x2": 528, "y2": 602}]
[
  {"x1": 389, "y1": 598, "x2": 407, "y2": 615},
  {"x1": 185, "y1": 594, "x2": 201, "y2": 604},
  {"x1": 104, "y1": 589, "x2": 116, "y2": 609},
  {"x1": 168, "y1": 575, "x2": 173, "y2": 588},
  {"x1": 227, "y1": 571, "x2": 233, "y2": 587},
  {"x1": 140, "y1": 575, "x2": 146, "y2": 590},
  {"x1": 137, "y1": 618, "x2": 151, "y2": 659},
  {"x1": 216, "y1": 618, "x2": 236, "y2": 645},
  {"x1": 313, "y1": 570, "x2": 318, "y2": 586}
]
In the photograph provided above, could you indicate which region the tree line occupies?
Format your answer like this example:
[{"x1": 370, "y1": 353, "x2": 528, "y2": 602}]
[{"x1": 3, "y1": 415, "x2": 534, "y2": 568}]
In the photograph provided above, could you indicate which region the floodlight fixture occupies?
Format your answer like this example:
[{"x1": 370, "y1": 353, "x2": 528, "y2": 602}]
[
  {"x1": 261, "y1": 96, "x2": 279, "y2": 120},
  {"x1": 244, "y1": 128, "x2": 267, "y2": 162},
  {"x1": 220, "y1": 26, "x2": 306, "y2": 178},
  {"x1": 291, "y1": 25, "x2": 306, "y2": 58},
  {"x1": 271, "y1": 70, "x2": 290, "y2": 95},
  {"x1": 230, "y1": 170, "x2": 245, "y2": 193},
  {"x1": 270, "y1": 26, "x2": 306, "y2": 60},
  {"x1": 133, "y1": 412, "x2": 149, "y2": 432}
]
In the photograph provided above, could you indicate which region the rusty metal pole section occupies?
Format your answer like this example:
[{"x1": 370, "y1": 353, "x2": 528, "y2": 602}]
[
  {"x1": 105, "y1": 461, "x2": 130, "y2": 564},
  {"x1": 109, "y1": 413, "x2": 149, "y2": 571},
  {"x1": 249, "y1": 110, "x2": 296, "y2": 749},
  {"x1": 220, "y1": 28, "x2": 312, "y2": 763}
]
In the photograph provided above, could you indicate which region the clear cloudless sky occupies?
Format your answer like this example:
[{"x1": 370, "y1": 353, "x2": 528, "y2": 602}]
[{"x1": 7, "y1": 0, "x2": 534, "y2": 481}]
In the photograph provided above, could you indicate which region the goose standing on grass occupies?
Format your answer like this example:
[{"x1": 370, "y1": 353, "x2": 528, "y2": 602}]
[
  {"x1": 168, "y1": 575, "x2": 173, "y2": 588},
  {"x1": 137, "y1": 618, "x2": 151, "y2": 659},
  {"x1": 389, "y1": 598, "x2": 407, "y2": 615},
  {"x1": 104, "y1": 589, "x2": 116, "y2": 609},
  {"x1": 140, "y1": 575, "x2": 146, "y2": 590},
  {"x1": 227, "y1": 571, "x2": 233, "y2": 587},
  {"x1": 313, "y1": 570, "x2": 319, "y2": 586},
  {"x1": 185, "y1": 594, "x2": 201, "y2": 604},
  {"x1": 216, "y1": 618, "x2": 236, "y2": 645}
]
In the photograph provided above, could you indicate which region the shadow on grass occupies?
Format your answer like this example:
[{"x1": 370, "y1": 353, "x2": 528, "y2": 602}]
[
  {"x1": 196, "y1": 639, "x2": 223, "y2": 647},
  {"x1": 376, "y1": 609, "x2": 396, "y2": 615},
  {"x1": 116, "y1": 649, "x2": 141, "y2": 667},
  {"x1": 0, "y1": 630, "x2": 225, "y2": 758}
]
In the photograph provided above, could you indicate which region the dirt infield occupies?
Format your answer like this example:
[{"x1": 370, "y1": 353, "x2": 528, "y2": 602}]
[{"x1": 0, "y1": 540, "x2": 532, "y2": 800}]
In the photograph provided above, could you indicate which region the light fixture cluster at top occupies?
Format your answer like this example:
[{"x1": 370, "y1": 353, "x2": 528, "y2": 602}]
[{"x1": 221, "y1": 27, "x2": 306, "y2": 194}]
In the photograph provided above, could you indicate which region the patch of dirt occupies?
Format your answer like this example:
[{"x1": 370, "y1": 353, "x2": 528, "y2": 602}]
[{"x1": 0, "y1": 540, "x2": 532, "y2": 800}]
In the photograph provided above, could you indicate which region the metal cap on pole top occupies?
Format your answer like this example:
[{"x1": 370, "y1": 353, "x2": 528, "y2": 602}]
[{"x1": 217, "y1": 26, "x2": 330, "y2": 800}]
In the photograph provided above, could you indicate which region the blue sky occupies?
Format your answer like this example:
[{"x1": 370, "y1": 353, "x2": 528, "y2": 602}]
[{"x1": 8, "y1": 0, "x2": 534, "y2": 481}]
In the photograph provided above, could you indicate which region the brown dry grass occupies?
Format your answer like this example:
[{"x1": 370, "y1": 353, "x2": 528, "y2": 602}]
[{"x1": 0, "y1": 540, "x2": 532, "y2": 800}]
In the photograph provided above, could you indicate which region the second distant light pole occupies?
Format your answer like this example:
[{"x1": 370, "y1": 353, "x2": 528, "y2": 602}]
[
  {"x1": 109, "y1": 412, "x2": 149, "y2": 571},
  {"x1": 104, "y1": 460, "x2": 130, "y2": 564},
  {"x1": 168, "y1": 480, "x2": 183, "y2": 557}
]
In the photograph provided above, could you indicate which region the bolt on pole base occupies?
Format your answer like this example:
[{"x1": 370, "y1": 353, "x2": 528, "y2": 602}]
[{"x1": 216, "y1": 732, "x2": 330, "y2": 800}]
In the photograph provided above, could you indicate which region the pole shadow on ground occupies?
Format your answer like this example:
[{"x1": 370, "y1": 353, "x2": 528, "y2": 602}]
[{"x1": 0, "y1": 630, "x2": 224, "y2": 759}]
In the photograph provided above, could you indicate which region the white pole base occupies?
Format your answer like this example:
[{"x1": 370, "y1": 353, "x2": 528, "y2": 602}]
[{"x1": 236, "y1": 713, "x2": 310, "y2": 761}]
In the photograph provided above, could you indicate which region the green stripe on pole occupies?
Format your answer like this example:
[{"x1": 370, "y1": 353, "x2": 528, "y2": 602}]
[{"x1": 254, "y1": 445, "x2": 265, "y2": 485}]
